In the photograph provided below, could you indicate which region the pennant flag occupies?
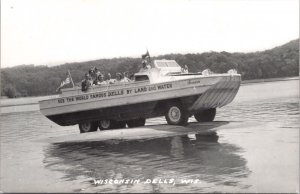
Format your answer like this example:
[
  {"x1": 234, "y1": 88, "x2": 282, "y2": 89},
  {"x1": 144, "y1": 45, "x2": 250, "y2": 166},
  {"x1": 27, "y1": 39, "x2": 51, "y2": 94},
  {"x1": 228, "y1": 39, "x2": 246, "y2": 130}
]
[
  {"x1": 142, "y1": 50, "x2": 150, "y2": 59},
  {"x1": 56, "y1": 71, "x2": 72, "y2": 92}
]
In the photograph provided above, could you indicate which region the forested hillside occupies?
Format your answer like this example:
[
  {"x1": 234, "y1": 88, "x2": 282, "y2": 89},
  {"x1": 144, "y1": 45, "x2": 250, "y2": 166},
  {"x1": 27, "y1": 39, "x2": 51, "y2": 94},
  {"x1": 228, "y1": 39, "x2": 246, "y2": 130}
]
[{"x1": 1, "y1": 39, "x2": 298, "y2": 98}]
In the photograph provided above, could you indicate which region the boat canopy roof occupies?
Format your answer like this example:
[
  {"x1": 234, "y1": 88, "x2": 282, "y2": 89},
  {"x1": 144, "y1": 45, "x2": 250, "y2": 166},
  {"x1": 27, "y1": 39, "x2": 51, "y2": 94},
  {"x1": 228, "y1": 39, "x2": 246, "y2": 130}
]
[
  {"x1": 134, "y1": 60, "x2": 182, "y2": 83},
  {"x1": 154, "y1": 60, "x2": 180, "y2": 68},
  {"x1": 153, "y1": 60, "x2": 182, "y2": 75}
]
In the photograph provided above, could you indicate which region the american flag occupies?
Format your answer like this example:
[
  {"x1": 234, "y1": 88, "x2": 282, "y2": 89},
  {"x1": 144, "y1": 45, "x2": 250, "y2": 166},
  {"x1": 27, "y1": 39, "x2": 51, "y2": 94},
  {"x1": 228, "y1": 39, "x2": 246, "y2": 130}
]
[{"x1": 56, "y1": 71, "x2": 72, "y2": 92}]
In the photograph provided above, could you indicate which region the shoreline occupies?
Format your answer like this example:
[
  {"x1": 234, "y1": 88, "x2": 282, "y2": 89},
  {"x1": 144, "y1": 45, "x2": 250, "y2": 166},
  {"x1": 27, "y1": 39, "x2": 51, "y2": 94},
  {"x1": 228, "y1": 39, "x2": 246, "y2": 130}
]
[
  {"x1": 241, "y1": 76, "x2": 299, "y2": 85},
  {"x1": 0, "y1": 76, "x2": 298, "y2": 107}
]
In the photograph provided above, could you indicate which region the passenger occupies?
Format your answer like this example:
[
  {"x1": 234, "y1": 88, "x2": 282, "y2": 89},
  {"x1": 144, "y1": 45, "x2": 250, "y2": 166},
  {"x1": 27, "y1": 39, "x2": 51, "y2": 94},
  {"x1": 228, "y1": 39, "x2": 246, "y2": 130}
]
[
  {"x1": 106, "y1": 73, "x2": 116, "y2": 84},
  {"x1": 122, "y1": 72, "x2": 131, "y2": 82},
  {"x1": 89, "y1": 66, "x2": 95, "y2": 75},
  {"x1": 95, "y1": 69, "x2": 101, "y2": 76},
  {"x1": 115, "y1": 73, "x2": 123, "y2": 83},
  {"x1": 88, "y1": 67, "x2": 93, "y2": 75},
  {"x1": 93, "y1": 70, "x2": 102, "y2": 85},
  {"x1": 139, "y1": 60, "x2": 151, "y2": 72},
  {"x1": 81, "y1": 73, "x2": 93, "y2": 92},
  {"x1": 88, "y1": 67, "x2": 98, "y2": 84},
  {"x1": 145, "y1": 60, "x2": 151, "y2": 69},
  {"x1": 96, "y1": 74, "x2": 107, "y2": 85},
  {"x1": 182, "y1": 65, "x2": 189, "y2": 73},
  {"x1": 129, "y1": 73, "x2": 135, "y2": 81}
]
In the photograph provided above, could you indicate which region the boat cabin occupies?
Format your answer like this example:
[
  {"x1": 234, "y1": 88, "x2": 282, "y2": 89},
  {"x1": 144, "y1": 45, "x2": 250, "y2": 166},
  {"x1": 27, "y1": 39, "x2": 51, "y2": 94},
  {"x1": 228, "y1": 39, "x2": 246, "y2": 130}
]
[{"x1": 134, "y1": 60, "x2": 182, "y2": 83}]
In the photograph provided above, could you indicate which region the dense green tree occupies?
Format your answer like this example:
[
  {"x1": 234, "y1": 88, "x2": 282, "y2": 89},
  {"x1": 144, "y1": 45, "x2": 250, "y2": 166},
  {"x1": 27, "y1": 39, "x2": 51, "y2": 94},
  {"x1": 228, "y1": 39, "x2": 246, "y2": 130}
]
[{"x1": 3, "y1": 84, "x2": 17, "y2": 98}]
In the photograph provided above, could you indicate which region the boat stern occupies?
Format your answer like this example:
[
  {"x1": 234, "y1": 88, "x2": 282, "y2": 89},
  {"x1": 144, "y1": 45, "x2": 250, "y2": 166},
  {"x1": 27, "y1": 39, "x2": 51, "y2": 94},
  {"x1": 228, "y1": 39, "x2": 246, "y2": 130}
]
[{"x1": 189, "y1": 74, "x2": 241, "y2": 111}]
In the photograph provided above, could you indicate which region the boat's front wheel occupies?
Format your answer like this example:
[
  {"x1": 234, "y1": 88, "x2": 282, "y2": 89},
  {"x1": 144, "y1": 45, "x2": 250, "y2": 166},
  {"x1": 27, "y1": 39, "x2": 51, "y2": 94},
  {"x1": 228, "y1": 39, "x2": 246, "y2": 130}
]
[
  {"x1": 99, "y1": 120, "x2": 127, "y2": 130},
  {"x1": 194, "y1": 108, "x2": 216, "y2": 122},
  {"x1": 165, "y1": 103, "x2": 189, "y2": 126},
  {"x1": 79, "y1": 121, "x2": 98, "y2": 133},
  {"x1": 127, "y1": 118, "x2": 146, "y2": 128}
]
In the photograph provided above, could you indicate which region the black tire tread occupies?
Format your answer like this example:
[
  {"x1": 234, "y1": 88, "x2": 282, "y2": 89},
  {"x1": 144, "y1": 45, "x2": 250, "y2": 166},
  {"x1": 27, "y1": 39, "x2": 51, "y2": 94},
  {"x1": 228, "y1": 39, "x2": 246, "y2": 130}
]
[
  {"x1": 194, "y1": 108, "x2": 216, "y2": 122},
  {"x1": 79, "y1": 121, "x2": 98, "y2": 133},
  {"x1": 165, "y1": 102, "x2": 189, "y2": 126}
]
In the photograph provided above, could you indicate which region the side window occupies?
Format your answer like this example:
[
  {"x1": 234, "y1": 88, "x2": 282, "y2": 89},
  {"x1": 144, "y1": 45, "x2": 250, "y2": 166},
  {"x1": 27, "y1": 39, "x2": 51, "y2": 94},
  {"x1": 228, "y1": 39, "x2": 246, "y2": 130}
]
[{"x1": 135, "y1": 75, "x2": 149, "y2": 81}]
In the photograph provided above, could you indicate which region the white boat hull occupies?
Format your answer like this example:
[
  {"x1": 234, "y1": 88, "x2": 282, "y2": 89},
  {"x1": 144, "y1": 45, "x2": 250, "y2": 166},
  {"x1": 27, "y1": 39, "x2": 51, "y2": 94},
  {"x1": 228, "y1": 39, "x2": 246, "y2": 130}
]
[{"x1": 39, "y1": 74, "x2": 241, "y2": 126}]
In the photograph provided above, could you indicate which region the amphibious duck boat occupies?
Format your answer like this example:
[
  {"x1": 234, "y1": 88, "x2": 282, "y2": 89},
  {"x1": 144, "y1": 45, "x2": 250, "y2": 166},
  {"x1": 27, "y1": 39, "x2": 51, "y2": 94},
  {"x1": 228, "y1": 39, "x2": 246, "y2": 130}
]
[{"x1": 39, "y1": 60, "x2": 241, "y2": 133}]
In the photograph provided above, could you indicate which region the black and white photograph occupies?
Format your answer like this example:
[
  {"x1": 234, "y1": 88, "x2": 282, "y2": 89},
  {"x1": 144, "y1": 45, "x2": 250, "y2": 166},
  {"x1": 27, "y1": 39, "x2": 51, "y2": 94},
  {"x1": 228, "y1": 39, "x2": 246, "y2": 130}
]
[{"x1": 0, "y1": 0, "x2": 299, "y2": 193}]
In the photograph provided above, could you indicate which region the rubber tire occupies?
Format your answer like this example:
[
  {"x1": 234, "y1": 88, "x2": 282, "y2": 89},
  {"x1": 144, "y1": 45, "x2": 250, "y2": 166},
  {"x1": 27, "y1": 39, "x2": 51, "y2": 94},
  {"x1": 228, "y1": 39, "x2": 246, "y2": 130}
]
[
  {"x1": 79, "y1": 121, "x2": 98, "y2": 133},
  {"x1": 165, "y1": 103, "x2": 189, "y2": 126},
  {"x1": 99, "y1": 120, "x2": 127, "y2": 130},
  {"x1": 194, "y1": 108, "x2": 216, "y2": 122},
  {"x1": 127, "y1": 118, "x2": 146, "y2": 128},
  {"x1": 98, "y1": 119, "x2": 113, "y2": 130}
]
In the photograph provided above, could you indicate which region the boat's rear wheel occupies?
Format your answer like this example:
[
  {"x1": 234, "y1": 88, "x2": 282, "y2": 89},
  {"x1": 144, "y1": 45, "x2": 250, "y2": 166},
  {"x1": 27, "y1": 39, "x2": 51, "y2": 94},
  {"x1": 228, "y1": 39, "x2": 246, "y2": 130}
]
[
  {"x1": 98, "y1": 120, "x2": 127, "y2": 130},
  {"x1": 194, "y1": 108, "x2": 216, "y2": 122},
  {"x1": 79, "y1": 121, "x2": 98, "y2": 133},
  {"x1": 126, "y1": 118, "x2": 146, "y2": 128},
  {"x1": 165, "y1": 103, "x2": 189, "y2": 126}
]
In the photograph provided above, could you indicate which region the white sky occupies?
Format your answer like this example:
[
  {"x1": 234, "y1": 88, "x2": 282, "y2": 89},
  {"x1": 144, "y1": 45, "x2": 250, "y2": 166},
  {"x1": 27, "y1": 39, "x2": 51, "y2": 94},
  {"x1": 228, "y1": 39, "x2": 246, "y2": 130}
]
[{"x1": 1, "y1": 0, "x2": 299, "y2": 68}]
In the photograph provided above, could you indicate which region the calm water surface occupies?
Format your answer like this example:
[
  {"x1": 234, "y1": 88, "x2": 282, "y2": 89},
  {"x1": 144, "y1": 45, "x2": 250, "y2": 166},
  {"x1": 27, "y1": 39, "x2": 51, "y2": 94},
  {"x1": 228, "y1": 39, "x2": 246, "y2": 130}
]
[{"x1": 0, "y1": 80, "x2": 299, "y2": 193}]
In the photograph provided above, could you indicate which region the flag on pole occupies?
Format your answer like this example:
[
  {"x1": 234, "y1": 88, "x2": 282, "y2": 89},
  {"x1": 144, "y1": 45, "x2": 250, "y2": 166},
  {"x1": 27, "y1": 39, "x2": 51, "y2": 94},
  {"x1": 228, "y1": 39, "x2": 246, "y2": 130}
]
[
  {"x1": 142, "y1": 49, "x2": 153, "y2": 68},
  {"x1": 56, "y1": 71, "x2": 74, "y2": 92}
]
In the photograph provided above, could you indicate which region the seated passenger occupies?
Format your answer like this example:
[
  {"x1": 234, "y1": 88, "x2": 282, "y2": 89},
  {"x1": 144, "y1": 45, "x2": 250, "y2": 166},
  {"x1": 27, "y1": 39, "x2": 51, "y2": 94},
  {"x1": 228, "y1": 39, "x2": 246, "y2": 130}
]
[
  {"x1": 182, "y1": 65, "x2": 189, "y2": 73},
  {"x1": 121, "y1": 72, "x2": 131, "y2": 82},
  {"x1": 115, "y1": 73, "x2": 123, "y2": 83},
  {"x1": 93, "y1": 70, "x2": 102, "y2": 85},
  {"x1": 96, "y1": 74, "x2": 107, "y2": 85},
  {"x1": 81, "y1": 73, "x2": 93, "y2": 92},
  {"x1": 88, "y1": 67, "x2": 99, "y2": 85},
  {"x1": 129, "y1": 73, "x2": 135, "y2": 81},
  {"x1": 139, "y1": 60, "x2": 151, "y2": 72},
  {"x1": 106, "y1": 73, "x2": 116, "y2": 84}
]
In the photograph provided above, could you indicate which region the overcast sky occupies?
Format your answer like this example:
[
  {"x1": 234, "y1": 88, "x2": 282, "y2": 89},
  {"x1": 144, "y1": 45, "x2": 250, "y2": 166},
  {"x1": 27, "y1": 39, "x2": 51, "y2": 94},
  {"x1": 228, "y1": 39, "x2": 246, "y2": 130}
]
[{"x1": 1, "y1": 0, "x2": 299, "y2": 68}]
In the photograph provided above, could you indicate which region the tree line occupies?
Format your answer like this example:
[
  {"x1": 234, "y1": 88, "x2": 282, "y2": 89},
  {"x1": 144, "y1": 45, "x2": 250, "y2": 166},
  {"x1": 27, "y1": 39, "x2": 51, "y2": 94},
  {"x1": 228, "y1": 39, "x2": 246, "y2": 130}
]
[{"x1": 1, "y1": 39, "x2": 298, "y2": 98}]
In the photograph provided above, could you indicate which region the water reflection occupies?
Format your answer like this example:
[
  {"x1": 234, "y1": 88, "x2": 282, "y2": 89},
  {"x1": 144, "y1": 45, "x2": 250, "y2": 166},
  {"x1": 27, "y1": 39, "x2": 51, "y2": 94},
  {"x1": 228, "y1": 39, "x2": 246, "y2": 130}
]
[
  {"x1": 217, "y1": 99, "x2": 299, "y2": 126},
  {"x1": 44, "y1": 133, "x2": 251, "y2": 192}
]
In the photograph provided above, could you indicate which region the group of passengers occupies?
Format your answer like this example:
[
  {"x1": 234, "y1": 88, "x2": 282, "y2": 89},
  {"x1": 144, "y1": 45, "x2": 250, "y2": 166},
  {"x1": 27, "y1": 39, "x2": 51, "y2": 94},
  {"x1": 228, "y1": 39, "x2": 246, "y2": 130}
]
[
  {"x1": 81, "y1": 67, "x2": 132, "y2": 92},
  {"x1": 81, "y1": 51, "x2": 188, "y2": 91}
]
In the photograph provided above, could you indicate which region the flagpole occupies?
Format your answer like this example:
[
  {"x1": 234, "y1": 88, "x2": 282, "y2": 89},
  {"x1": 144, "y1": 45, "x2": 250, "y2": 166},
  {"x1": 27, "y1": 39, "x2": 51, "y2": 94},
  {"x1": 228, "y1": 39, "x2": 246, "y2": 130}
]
[
  {"x1": 68, "y1": 70, "x2": 75, "y2": 87},
  {"x1": 145, "y1": 48, "x2": 150, "y2": 61}
]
